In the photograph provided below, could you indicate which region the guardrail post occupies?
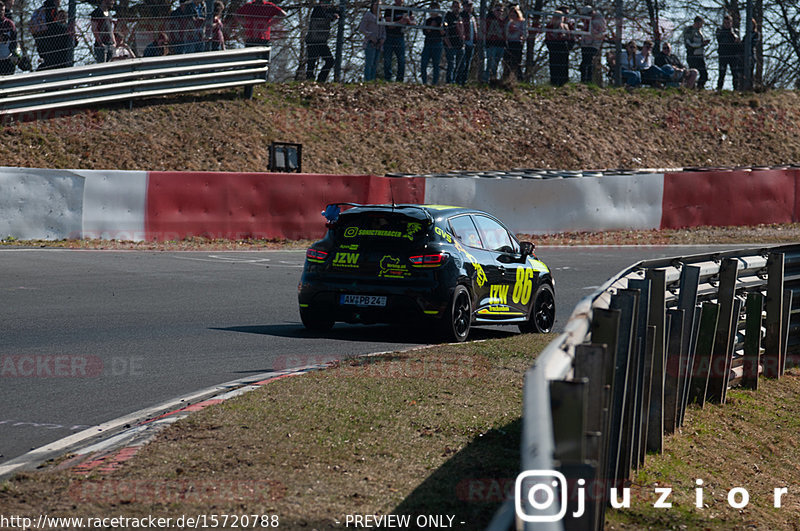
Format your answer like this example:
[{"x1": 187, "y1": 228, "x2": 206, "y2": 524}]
[
  {"x1": 574, "y1": 344, "x2": 611, "y2": 467},
  {"x1": 781, "y1": 289, "x2": 792, "y2": 375},
  {"x1": 688, "y1": 302, "x2": 720, "y2": 407},
  {"x1": 645, "y1": 269, "x2": 666, "y2": 455},
  {"x1": 707, "y1": 258, "x2": 739, "y2": 404},
  {"x1": 741, "y1": 292, "x2": 764, "y2": 389},
  {"x1": 551, "y1": 379, "x2": 588, "y2": 463},
  {"x1": 607, "y1": 290, "x2": 638, "y2": 483},
  {"x1": 663, "y1": 309, "x2": 684, "y2": 434},
  {"x1": 677, "y1": 266, "x2": 701, "y2": 427},
  {"x1": 589, "y1": 308, "x2": 621, "y2": 514},
  {"x1": 627, "y1": 278, "x2": 651, "y2": 470},
  {"x1": 764, "y1": 252, "x2": 785, "y2": 378},
  {"x1": 573, "y1": 344, "x2": 611, "y2": 531},
  {"x1": 721, "y1": 297, "x2": 743, "y2": 402}
]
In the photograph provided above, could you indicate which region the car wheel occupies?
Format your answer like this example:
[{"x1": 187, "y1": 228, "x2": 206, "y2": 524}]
[
  {"x1": 300, "y1": 307, "x2": 334, "y2": 331},
  {"x1": 519, "y1": 284, "x2": 555, "y2": 334},
  {"x1": 440, "y1": 285, "x2": 472, "y2": 342}
]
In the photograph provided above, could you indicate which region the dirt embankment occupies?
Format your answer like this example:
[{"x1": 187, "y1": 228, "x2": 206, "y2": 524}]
[{"x1": 2, "y1": 83, "x2": 800, "y2": 174}]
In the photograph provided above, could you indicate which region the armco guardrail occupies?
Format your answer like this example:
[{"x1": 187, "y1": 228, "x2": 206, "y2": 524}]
[
  {"x1": 496, "y1": 244, "x2": 800, "y2": 530},
  {"x1": 0, "y1": 47, "x2": 270, "y2": 116}
]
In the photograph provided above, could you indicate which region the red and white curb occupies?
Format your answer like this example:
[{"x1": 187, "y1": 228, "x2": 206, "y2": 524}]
[{"x1": 0, "y1": 365, "x2": 332, "y2": 481}]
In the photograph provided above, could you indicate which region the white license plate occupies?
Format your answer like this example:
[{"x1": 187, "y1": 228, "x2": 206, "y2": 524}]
[{"x1": 340, "y1": 294, "x2": 387, "y2": 307}]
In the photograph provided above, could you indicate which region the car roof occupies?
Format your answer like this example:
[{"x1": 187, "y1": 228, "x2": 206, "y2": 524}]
[{"x1": 338, "y1": 203, "x2": 483, "y2": 221}]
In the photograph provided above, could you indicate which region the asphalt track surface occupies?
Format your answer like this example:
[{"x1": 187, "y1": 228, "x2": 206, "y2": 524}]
[{"x1": 0, "y1": 245, "x2": 745, "y2": 465}]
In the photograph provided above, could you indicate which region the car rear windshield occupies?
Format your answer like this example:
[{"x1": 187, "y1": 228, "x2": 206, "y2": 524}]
[{"x1": 333, "y1": 211, "x2": 429, "y2": 245}]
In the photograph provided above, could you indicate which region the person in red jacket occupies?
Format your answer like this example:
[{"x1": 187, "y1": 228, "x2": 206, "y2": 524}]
[
  {"x1": 236, "y1": 0, "x2": 286, "y2": 46},
  {"x1": 236, "y1": 0, "x2": 285, "y2": 95}
]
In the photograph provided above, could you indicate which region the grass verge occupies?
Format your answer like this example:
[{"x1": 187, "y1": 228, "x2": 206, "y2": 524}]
[
  {"x1": 606, "y1": 368, "x2": 800, "y2": 529},
  {"x1": 0, "y1": 333, "x2": 553, "y2": 530}
]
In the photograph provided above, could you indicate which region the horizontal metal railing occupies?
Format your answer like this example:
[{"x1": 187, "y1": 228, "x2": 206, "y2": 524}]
[
  {"x1": 492, "y1": 244, "x2": 800, "y2": 530},
  {"x1": 0, "y1": 47, "x2": 270, "y2": 116}
]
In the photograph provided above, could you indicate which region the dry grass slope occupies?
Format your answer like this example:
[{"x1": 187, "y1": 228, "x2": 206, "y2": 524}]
[{"x1": 3, "y1": 83, "x2": 800, "y2": 174}]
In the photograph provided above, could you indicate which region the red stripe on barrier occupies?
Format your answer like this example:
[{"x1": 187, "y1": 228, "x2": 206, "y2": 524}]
[
  {"x1": 144, "y1": 172, "x2": 425, "y2": 241},
  {"x1": 661, "y1": 170, "x2": 797, "y2": 229}
]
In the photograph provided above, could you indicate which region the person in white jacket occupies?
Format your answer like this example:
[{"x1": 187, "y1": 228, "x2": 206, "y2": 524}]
[
  {"x1": 682, "y1": 15, "x2": 709, "y2": 88},
  {"x1": 358, "y1": 0, "x2": 385, "y2": 81}
]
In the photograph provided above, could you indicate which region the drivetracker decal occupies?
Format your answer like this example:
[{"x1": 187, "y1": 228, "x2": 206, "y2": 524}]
[{"x1": 379, "y1": 256, "x2": 410, "y2": 278}]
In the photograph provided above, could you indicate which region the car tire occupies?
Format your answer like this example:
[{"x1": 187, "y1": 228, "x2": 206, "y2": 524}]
[
  {"x1": 300, "y1": 307, "x2": 334, "y2": 331},
  {"x1": 440, "y1": 285, "x2": 472, "y2": 342},
  {"x1": 519, "y1": 283, "x2": 555, "y2": 334}
]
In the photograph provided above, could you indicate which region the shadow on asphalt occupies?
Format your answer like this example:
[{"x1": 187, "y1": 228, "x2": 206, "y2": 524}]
[
  {"x1": 392, "y1": 418, "x2": 521, "y2": 530},
  {"x1": 210, "y1": 324, "x2": 519, "y2": 344}
]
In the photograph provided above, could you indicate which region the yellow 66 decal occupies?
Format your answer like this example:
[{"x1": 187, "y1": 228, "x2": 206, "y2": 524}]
[{"x1": 512, "y1": 267, "x2": 534, "y2": 305}]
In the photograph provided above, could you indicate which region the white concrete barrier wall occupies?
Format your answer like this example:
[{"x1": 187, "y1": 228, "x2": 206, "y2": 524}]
[
  {"x1": 0, "y1": 167, "x2": 147, "y2": 241},
  {"x1": 422, "y1": 173, "x2": 666, "y2": 234},
  {"x1": 0, "y1": 167, "x2": 84, "y2": 240},
  {"x1": 76, "y1": 170, "x2": 148, "y2": 241}
]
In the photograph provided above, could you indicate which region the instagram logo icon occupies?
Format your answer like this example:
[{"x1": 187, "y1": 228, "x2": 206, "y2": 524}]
[{"x1": 515, "y1": 470, "x2": 568, "y2": 522}]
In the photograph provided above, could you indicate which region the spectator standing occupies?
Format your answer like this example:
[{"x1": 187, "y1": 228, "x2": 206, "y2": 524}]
[
  {"x1": 383, "y1": 0, "x2": 413, "y2": 81},
  {"x1": 143, "y1": 31, "x2": 170, "y2": 56},
  {"x1": 420, "y1": 2, "x2": 443, "y2": 85},
  {"x1": 716, "y1": 14, "x2": 741, "y2": 90},
  {"x1": 0, "y1": 1, "x2": 17, "y2": 75},
  {"x1": 186, "y1": 0, "x2": 206, "y2": 52},
  {"x1": 682, "y1": 15, "x2": 709, "y2": 89},
  {"x1": 305, "y1": 0, "x2": 338, "y2": 82},
  {"x1": 544, "y1": 10, "x2": 573, "y2": 86},
  {"x1": 167, "y1": 0, "x2": 191, "y2": 54},
  {"x1": 442, "y1": 0, "x2": 463, "y2": 84},
  {"x1": 358, "y1": 0, "x2": 384, "y2": 81},
  {"x1": 90, "y1": 0, "x2": 115, "y2": 63},
  {"x1": 236, "y1": 0, "x2": 285, "y2": 46},
  {"x1": 483, "y1": 3, "x2": 505, "y2": 82},
  {"x1": 39, "y1": 9, "x2": 74, "y2": 69},
  {"x1": 742, "y1": 17, "x2": 758, "y2": 87},
  {"x1": 503, "y1": 3, "x2": 525, "y2": 81},
  {"x1": 208, "y1": 1, "x2": 225, "y2": 51},
  {"x1": 29, "y1": 0, "x2": 57, "y2": 67},
  {"x1": 654, "y1": 41, "x2": 698, "y2": 88},
  {"x1": 578, "y1": 5, "x2": 605, "y2": 84},
  {"x1": 237, "y1": 0, "x2": 285, "y2": 95},
  {"x1": 456, "y1": 0, "x2": 476, "y2": 84}
]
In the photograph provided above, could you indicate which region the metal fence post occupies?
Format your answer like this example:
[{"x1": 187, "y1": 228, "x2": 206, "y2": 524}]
[
  {"x1": 781, "y1": 289, "x2": 793, "y2": 376},
  {"x1": 627, "y1": 278, "x2": 651, "y2": 470},
  {"x1": 742, "y1": 291, "x2": 764, "y2": 389},
  {"x1": 707, "y1": 258, "x2": 739, "y2": 403},
  {"x1": 721, "y1": 297, "x2": 743, "y2": 403},
  {"x1": 764, "y1": 252, "x2": 785, "y2": 378},
  {"x1": 645, "y1": 269, "x2": 666, "y2": 454},
  {"x1": 688, "y1": 302, "x2": 720, "y2": 407},
  {"x1": 607, "y1": 290, "x2": 638, "y2": 484},
  {"x1": 663, "y1": 309, "x2": 684, "y2": 434}
]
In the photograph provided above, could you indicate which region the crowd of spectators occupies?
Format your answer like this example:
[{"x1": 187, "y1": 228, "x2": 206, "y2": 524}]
[{"x1": 0, "y1": 0, "x2": 765, "y2": 93}]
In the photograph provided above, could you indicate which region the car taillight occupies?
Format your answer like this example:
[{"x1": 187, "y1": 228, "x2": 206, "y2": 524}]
[
  {"x1": 410, "y1": 253, "x2": 446, "y2": 267},
  {"x1": 306, "y1": 249, "x2": 328, "y2": 262}
]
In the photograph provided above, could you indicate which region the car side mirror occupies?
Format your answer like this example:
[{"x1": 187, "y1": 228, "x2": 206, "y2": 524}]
[{"x1": 520, "y1": 241, "x2": 535, "y2": 257}]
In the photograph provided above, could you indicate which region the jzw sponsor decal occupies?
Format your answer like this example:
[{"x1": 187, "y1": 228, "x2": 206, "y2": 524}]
[
  {"x1": 489, "y1": 284, "x2": 509, "y2": 305},
  {"x1": 333, "y1": 252, "x2": 360, "y2": 268}
]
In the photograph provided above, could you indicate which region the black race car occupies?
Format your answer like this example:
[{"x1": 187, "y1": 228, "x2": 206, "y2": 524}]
[{"x1": 297, "y1": 204, "x2": 555, "y2": 342}]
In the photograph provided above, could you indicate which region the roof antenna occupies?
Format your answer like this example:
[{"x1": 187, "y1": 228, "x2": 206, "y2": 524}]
[{"x1": 390, "y1": 179, "x2": 396, "y2": 210}]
